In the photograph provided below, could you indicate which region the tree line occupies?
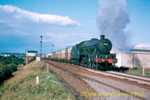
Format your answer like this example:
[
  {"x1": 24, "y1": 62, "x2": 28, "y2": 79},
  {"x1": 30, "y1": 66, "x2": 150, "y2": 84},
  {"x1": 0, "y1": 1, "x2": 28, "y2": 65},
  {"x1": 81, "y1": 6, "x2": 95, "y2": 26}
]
[{"x1": 0, "y1": 55, "x2": 24, "y2": 83}]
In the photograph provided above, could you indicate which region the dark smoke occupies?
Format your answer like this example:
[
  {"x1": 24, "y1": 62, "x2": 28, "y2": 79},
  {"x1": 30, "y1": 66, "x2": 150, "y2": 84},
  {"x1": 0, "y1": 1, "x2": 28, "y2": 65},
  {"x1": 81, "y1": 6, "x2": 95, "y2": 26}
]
[{"x1": 97, "y1": 0, "x2": 130, "y2": 51}]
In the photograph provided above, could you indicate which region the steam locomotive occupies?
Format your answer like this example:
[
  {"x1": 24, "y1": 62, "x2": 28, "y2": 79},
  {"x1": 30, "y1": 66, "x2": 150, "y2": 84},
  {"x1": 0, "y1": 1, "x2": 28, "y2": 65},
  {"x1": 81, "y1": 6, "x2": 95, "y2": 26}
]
[
  {"x1": 71, "y1": 35, "x2": 117, "y2": 71},
  {"x1": 49, "y1": 35, "x2": 118, "y2": 71}
]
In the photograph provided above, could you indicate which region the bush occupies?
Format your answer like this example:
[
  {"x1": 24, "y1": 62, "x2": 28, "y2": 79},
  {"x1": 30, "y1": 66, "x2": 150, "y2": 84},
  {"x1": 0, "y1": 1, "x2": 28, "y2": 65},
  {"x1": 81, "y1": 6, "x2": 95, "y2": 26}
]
[
  {"x1": 0, "y1": 64, "x2": 17, "y2": 83},
  {"x1": 0, "y1": 55, "x2": 24, "y2": 84}
]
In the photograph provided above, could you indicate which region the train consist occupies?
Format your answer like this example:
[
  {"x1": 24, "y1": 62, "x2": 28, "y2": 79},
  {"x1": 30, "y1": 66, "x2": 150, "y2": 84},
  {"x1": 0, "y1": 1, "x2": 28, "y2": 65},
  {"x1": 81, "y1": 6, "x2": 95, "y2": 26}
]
[{"x1": 49, "y1": 35, "x2": 120, "y2": 71}]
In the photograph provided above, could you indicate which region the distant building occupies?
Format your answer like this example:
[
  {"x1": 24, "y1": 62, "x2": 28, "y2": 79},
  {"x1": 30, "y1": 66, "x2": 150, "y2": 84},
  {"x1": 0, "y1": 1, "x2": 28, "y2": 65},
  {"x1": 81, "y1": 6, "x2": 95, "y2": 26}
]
[
  {"x1": 26, "y1": 50, "x2": 37, "y2": 56},
  {"x1": 25, "y1": 50, "x2": 38, "y2": 64},
  {"x1": 131, "y1": 49, "x2": 150, "y2": 54},
  {"x1": 131, "y1": 49, "x2": 150, "y2": 69},
  {"x1": 47, "y1": 53, "x2": 53, "y2": 58},
  {"x1": 116, "y1": 49, "x2": 150, "y2": 69}
]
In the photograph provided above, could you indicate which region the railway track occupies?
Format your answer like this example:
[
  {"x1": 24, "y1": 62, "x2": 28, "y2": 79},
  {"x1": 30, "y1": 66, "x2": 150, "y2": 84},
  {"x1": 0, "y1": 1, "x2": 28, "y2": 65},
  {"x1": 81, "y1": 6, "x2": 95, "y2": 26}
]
[
  {"x1": 47, "y1": 60, "x2": 150, "y2": 100},
  {"x1": 107, "y1": 71, "x2": 150, "y2": 85},
  {"x1": 84, "y1": 68, "x2": 150, "y2": 88}
]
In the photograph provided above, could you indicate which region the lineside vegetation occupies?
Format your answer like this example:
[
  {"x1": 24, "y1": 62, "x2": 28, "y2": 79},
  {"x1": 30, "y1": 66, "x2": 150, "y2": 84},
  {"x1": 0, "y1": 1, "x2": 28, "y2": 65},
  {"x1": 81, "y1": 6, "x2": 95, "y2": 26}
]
[{"x1": 0, "y1": 55, "x2": 24, "y2": 83}]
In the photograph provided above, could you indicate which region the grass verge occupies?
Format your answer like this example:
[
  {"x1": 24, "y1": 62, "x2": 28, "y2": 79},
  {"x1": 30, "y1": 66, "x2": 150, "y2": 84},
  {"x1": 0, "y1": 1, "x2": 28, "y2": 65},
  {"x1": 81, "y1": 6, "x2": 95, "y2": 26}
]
[
  {"x1": 0, "y1": 61, "x2": 75, "y2": 100},
  {"x1": 127, "y1": 67, "x2": 150, "y2": 77}
]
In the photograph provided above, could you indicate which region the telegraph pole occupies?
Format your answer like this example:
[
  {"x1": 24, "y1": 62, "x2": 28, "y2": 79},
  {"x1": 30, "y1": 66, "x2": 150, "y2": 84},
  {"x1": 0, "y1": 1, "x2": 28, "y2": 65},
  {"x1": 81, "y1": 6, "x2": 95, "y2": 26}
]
[{"x1": 40, "y1": 34, "x2": 43, "y2": 58}]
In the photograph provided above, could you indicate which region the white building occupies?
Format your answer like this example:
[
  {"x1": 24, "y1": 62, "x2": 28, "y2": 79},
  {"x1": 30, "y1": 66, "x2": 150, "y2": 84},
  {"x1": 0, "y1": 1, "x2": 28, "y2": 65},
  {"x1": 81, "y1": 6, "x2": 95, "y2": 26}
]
[
  {"x1": 115, "y1": 49, "x2": 150, "y2": 69},
  {"x1": 25, "y1": 50, "x2": 38, "y2": 64},
  {"x1": 26, "y1": 50, "x2": 37, "y2": 57},
  {"x1": 131, "y1": 49, "x2": 150, "y2": 69}
]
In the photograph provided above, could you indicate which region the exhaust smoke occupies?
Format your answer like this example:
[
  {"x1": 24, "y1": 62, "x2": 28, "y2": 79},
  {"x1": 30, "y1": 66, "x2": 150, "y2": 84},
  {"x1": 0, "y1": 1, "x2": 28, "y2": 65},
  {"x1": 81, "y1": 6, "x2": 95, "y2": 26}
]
[{"x1": 97, "y1": 0, "x2": 130, "y2": 51}]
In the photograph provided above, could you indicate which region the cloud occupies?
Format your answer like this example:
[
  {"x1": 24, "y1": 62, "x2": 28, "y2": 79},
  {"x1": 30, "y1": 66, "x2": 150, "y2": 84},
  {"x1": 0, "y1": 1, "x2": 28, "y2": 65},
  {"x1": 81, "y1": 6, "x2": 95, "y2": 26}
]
[
  {"x1": 43, "y1": 32, "x2": 98, "y2": 52},
  {"x1": 0, "y1": 5, "x2": 98, "y2": 53},
  {"x1": 0, "y1": 5, "x2": 81, "y2": 52},
  {"x1": 0, "y1": 5, "x2": 79, "y2": 26}
]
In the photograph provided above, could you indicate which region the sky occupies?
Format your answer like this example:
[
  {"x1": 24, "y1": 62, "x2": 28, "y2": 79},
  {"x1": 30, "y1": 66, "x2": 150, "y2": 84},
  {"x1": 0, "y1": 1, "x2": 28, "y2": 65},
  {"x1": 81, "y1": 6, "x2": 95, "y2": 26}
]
[{"x1": 0, "y1": 0, "x2": 150, "y2": 53}]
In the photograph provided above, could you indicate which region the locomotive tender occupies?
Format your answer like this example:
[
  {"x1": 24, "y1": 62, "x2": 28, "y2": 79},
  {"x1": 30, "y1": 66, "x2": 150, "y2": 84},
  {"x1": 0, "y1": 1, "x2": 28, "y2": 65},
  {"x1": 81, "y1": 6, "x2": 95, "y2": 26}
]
[{"x1": 71, "y1": 35, "x2": 117, "y2": 70}]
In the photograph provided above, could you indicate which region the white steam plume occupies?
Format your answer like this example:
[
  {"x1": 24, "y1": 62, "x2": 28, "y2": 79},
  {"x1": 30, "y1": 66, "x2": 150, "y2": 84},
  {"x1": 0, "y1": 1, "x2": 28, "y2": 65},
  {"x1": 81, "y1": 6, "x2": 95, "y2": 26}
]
[{"x1": 97, "y1": 0, "x2": 130, "y2": 51}]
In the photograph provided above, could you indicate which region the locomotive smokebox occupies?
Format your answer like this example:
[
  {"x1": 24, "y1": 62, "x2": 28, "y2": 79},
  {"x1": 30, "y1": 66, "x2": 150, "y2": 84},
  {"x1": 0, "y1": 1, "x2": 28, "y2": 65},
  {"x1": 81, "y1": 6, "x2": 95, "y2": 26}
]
[{"x1": 98, "y1": 34, "x2": 112, "y2": 54}]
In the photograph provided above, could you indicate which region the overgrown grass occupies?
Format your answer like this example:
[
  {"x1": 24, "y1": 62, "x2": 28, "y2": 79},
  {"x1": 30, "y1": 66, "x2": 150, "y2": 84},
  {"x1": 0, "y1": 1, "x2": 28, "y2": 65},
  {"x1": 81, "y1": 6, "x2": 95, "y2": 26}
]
[
  {"x1": 127, "y1": 67, "x2": 150, "y2": 77},
  {"x1": 0, "y1": 61, "x2": 75, "y2": 100}
]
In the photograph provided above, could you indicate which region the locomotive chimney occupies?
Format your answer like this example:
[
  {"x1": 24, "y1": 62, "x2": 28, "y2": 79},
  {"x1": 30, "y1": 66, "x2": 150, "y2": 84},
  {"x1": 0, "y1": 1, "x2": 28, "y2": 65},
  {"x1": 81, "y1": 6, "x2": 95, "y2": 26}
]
[{"x1": 100, "y1": 35, "x2": 105, "y2": 39}]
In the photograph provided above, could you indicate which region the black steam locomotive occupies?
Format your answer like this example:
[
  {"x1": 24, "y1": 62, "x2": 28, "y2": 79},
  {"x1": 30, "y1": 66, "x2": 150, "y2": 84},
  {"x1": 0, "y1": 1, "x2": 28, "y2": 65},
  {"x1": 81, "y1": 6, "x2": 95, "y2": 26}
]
[{"x1": 71, "y1": 35, "x2": 117, "y2": 71}]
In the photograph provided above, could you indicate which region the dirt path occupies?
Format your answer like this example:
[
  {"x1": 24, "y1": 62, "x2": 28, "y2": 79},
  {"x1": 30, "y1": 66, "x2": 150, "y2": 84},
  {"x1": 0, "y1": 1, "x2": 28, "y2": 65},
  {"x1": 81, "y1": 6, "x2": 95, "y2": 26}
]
[{"x1": 46, "y1": 61, "x2": 96, "y2": 100}]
